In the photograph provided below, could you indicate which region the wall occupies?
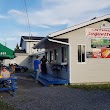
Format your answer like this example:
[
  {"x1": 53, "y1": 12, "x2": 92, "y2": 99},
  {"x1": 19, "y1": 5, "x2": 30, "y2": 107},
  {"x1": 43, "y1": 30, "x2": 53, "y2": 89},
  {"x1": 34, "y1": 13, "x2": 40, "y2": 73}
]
[
  {"x1": 21, "y1": 40, "x2": 26, "y2": 50},
  {"x1": 56, "y1": 20, "x2": 110, "y2": 84},
  {"x1": 4, "y1": 53, "x2": 32, "y2": 69},
  {"x1": 45, "y1": 44, "x2": 69, "y2": 80},
  {"x1": 26, "y1": 41, "x2": 45, "y2": 54},
  {"x1": 26, "y1": 41, "x2": 37, "y2": 54}
]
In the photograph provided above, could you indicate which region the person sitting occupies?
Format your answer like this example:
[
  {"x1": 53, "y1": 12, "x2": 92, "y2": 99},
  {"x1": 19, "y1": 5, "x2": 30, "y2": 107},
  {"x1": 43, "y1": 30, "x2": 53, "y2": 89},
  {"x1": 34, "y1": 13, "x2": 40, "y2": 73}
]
[
  {"x1": 1, "y1": 65, "x2": 10, "y2": 78},
  {"x1": 0, "y1": 66, "x2": 2, "y2": 78},
  {"x1": 0, "y1": 76, "x2": 2, "y2": 78},
  {"x1": 0, "y1": 65, "x2": 11, "y2": 88},
  {"x1": 9, "y1": 64, "x2": 15, "y2": 74}
]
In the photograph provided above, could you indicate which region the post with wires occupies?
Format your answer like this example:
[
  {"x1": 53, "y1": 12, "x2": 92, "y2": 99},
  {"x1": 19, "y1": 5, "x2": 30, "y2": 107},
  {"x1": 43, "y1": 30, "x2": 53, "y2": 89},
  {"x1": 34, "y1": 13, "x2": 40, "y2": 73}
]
[{"x1": 23, "y1": 0, "x2": 32, "y2": 54}]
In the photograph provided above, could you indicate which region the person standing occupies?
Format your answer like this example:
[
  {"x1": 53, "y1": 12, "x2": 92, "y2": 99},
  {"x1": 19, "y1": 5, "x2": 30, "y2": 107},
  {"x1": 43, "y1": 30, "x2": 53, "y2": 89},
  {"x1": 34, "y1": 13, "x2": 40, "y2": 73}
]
[
  {"x1": 40, "y1": 55, "x2": 47, "y2": 74},
  {"x1": 34, "y1": 55, "x2": 41, "y2": 83}
]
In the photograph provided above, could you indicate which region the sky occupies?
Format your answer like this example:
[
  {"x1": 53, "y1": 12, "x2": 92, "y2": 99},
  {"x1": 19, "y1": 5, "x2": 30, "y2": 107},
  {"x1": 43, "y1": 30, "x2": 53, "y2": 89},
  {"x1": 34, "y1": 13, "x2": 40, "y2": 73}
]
[{"x1": 0, "y1": 0, "x2": 110, "y2": 50}]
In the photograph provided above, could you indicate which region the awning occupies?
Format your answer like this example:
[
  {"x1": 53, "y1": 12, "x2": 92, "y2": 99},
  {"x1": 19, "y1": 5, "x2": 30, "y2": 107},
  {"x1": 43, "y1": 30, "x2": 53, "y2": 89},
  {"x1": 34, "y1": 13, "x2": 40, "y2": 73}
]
[
  {"x1": 0, "y1": 43, "x2": 15, "y2": 60},
  {"x1": 33, "y1": 37, "x2": 69, "y2": 49}
]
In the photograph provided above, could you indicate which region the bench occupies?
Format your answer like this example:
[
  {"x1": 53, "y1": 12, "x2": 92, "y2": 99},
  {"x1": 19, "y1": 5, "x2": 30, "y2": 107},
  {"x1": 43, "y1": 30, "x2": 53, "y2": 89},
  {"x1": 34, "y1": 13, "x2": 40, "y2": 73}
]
[{"x1": 0, "y1": 76, "x2": 17, "y2": 96}]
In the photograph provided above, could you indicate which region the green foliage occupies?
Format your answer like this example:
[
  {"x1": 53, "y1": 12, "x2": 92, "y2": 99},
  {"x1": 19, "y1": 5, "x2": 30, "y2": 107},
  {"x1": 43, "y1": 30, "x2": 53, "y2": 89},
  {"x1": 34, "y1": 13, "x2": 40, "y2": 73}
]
[
  {"x1": 0, "y1": 101, "x2": 15, "y2": 110},
  {"x1": 16, "y1": 43, "x2": 19, "y2": 50},
  {"x1": 14, "y1": 43, "x2": 20, "y2": 51}
]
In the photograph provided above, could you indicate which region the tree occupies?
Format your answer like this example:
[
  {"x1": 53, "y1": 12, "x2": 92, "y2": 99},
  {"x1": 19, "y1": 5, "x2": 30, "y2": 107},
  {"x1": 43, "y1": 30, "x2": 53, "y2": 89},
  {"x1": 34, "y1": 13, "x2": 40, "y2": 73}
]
[{"x1": 14, "y1": 43, "x2": 20, "y2": 51}]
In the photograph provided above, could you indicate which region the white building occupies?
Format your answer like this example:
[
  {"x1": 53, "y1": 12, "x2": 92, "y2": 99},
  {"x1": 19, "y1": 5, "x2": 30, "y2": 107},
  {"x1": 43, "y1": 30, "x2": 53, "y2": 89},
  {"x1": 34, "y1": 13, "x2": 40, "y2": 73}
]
[
  {"x1": 20, "y1": 36, "x2": 45, "y2": 55},
  {"x1": 4, "y1": 36, "x2": 45, "y2": 70},
  {"x1": 34, "y1": 14, "x2": 110, "y2": 84}
]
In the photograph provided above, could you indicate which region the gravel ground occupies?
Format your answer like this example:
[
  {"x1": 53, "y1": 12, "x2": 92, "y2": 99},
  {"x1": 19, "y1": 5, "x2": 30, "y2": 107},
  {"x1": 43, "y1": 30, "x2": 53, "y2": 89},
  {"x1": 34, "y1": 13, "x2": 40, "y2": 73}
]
[{"x1": 0, "y1": 73, "x2": 110, "y2": 110}]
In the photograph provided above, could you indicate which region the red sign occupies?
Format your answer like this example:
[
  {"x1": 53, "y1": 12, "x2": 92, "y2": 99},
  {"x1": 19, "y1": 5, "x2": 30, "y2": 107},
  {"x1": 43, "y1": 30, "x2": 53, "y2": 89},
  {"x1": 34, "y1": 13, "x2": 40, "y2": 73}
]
[
  {"x1": 92, "y1": 49, "x2": 102, "y2": 58},
  {"x1": 92, "y1": 48, "x2": 110, "y2": 58},
  {"x1": 101, "y1": 48, "x2": 110, "y2": 58}
]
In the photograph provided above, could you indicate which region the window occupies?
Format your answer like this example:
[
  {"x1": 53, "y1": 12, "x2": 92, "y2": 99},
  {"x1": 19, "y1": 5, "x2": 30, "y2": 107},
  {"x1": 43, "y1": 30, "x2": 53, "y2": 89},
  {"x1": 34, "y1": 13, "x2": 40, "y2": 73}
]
[
  {"x1": 54, "y1": 49, "x2": 58, "y2": 61},
  {"x1": 45, "y1": 52, "x2": 48, "y2": 60},
  {"x1": 78, "y1": 45, "x2": 86, "y2": 63},
  {"x1": 50, "y1": 51, "x2": 53, "y2": 62},
  {"x1": 61, "y1": 47, "x2": 67, "y2": 62}
]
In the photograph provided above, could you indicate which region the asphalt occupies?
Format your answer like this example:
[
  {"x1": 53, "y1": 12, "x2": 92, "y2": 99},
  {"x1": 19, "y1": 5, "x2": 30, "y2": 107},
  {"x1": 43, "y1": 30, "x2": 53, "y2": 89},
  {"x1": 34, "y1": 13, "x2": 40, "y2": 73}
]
[{"x1": 0, "y1": 72, "x2": 110, "y2": 110}]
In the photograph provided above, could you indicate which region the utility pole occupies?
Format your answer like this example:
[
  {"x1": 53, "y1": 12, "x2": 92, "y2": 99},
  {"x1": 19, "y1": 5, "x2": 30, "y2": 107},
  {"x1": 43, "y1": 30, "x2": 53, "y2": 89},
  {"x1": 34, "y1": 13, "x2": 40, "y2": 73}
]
[{"x1": 23, "y1": 0, "x2": 31, "y2": 54}]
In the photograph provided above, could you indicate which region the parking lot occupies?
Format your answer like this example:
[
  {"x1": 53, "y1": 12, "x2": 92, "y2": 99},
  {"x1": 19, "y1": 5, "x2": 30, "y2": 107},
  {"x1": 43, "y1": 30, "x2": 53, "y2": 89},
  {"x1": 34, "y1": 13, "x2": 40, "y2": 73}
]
[{"x1": 0, "y1": 72, "x2": 110, "y2": 110}]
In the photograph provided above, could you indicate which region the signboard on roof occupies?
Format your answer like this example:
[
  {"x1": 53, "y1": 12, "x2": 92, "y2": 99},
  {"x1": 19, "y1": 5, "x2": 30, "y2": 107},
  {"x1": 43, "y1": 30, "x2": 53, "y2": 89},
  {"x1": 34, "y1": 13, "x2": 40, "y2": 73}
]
[{"x1": 85, "y1": 28, "x2": 110, "y2": 38}]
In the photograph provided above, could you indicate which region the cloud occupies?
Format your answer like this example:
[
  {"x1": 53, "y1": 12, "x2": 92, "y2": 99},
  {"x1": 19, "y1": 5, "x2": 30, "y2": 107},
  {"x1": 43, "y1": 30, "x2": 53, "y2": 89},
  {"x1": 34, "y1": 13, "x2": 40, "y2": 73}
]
[
  {"x1": 0, "y1": 38, "x2": 5, "y2": 42},
  {"x1": 3, "y1": 0, "x2": 110, "y2": 50},
  {"x1": 8, "y1": 9, "x2": 23, "y2": 16},
  {"x1": 0, "y1": 37, "x2": 17, "y2": 41},
  {"x1": 0, "y1": 30, "x2": 40, "y2": 39},
  {"x1": 0, "y1": 14, "x2": 8, "y2": 19},
  {"x1": 16, "y1": 31, "x2": 39, "y2": 36},
  {"x1": 6, "y1": 37, "x2": 17, "y2": 41},
  {"x1": 38, "y1": 25, "x2": 50, "y2": 28},
  {"x1": 8, "y1": 0, "x2": 110, "y2": 27}
]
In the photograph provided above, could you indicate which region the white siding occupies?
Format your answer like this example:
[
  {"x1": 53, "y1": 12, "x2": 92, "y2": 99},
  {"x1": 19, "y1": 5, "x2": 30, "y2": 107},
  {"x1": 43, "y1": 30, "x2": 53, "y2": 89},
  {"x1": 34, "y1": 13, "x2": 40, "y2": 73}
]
[
  {"x1": 53, "y1": 20, "x2": 110, "y2": 84},
  {"x1": 21, "y1": 40, "x2": 26, "y2": 50},
  {"x1": 26, "y1": 41, "x2": 45, "y2": 54},
  {"x1": 4, "y1": 53, "x2": 32, "y2": 69},
  {"x1": 45, "y1": 45, "x2": 69, "y2": 80},
  {"x1": 69, "y1": 21, "x2": 110, "y2": 83}
]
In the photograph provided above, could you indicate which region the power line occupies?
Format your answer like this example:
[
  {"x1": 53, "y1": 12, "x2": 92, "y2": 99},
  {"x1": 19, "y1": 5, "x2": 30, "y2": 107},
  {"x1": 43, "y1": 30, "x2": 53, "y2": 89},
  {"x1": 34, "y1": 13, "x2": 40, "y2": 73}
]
[
  {"x1": 23, "y1": 0, "x2": 31, "y2": 37},
  {"x1": 23, "y1": 0, "x2": 32, "y2": 54}
]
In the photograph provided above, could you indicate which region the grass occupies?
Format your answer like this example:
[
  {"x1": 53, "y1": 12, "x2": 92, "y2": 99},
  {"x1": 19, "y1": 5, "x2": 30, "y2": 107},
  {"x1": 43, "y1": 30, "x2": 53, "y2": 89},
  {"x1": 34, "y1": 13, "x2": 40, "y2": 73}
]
[
  {"x1": 0, "y1": 100, "x2": 15, "y2": 110},
  {"x1": 68, "y1": 84, "x2": 110, "y2": 91}
]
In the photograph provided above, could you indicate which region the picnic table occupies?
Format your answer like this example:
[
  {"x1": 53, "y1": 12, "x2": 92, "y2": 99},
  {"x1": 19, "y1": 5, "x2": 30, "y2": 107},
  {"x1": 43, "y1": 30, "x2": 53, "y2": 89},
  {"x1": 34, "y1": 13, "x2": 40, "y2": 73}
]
[{"x1": 0, "y1": 76, "x2": 17, "y2": 96}]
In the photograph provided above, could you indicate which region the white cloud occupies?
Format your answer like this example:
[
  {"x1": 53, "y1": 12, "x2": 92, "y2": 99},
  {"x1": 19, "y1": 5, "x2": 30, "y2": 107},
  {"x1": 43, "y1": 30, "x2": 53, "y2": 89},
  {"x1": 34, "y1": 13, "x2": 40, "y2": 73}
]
[
  {"x1": 16, "y1": 31, "x2": 39, "y2": 36},
  {"x1": 6, "y1": 37, "x2": 17, "y2": 41},
  {"x1": 0, "y1": 38, "x2": 5, "y2": 42},
  {"x1": 0, "y1": 37, "x2": 17, "y2": 41},
  {"x1": 0, "y1": 31, "x2": 40, "y2": 39},
  {"x1": 3, "y1": 0, "x2": 110, "y2": 50},
  {"x1": 0, "y1": 15, "x2": 8, "y2": 19},
  {"x1": 8, "y1": 9, "x2": 23, "y2": 16},
  {"x1": 8, "y1": 0, "x2": 110, "y2": 27},
  {"x1": 38, "y1": 25, "x2": 50, "y2": 28}
]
